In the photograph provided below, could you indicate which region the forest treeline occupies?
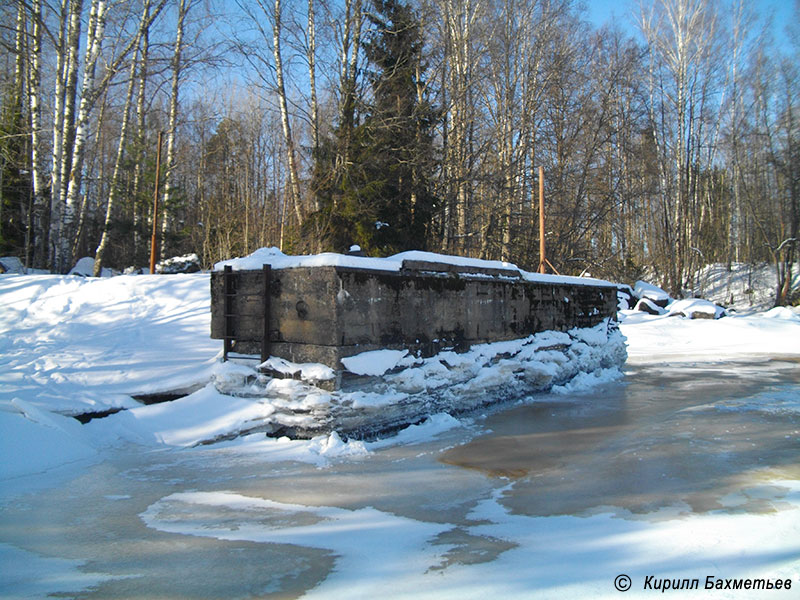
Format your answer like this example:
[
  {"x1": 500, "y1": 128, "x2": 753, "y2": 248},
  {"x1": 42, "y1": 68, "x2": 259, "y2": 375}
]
[{"x1": 1, "y1": 0, "x2": 798, "y2": 303}]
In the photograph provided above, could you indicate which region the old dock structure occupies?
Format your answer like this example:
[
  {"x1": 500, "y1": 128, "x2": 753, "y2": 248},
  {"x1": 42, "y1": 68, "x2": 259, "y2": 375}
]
[{"x1": 210, "y1": 251, "x2": 618, "y2": 378}]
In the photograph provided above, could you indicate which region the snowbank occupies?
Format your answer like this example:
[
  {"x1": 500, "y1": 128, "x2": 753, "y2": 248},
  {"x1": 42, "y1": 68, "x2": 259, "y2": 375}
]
[
  {"x1": 0, "y1": 273, "x2": 219, "y2": 415},
  {"x1": 341, "y1": 349, "x2": 409, "y2": 376},
  {"x1": 692, "y1": 262, "x2": 800, "y2": 312},
  {"x1": 620, "y1": 309, "x2": 800, "y2": 363},
  {"x1": 0, "y1": 399, "x2": 98, "y2": 480},
  {"x1": 0, "y1": 256, "x2": 26, "y2": 274},
  {"x1": 90, "y1": 319, "x2": 626, "y2": 446},
  {"x1": 192, "y1": 319, "x2": 628, "y2": 441}
]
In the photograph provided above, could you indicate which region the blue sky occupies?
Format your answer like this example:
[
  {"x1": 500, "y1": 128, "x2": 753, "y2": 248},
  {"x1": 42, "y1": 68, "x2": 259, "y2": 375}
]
[{"x1": 585, "y1": 0, "x2": 796, "y2": 53}]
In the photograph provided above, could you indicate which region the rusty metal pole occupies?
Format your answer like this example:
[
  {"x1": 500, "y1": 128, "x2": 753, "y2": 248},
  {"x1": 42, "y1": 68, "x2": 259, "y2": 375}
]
[
  {"x1": 261, "y1": 264, "x2": 272, "y2": 364},
  {"x1": 538, "y1": 165, "x2": 546, "y2": 274},
  {"x1": 149, "y1": 131, "x2": 163, "y2": 274}
]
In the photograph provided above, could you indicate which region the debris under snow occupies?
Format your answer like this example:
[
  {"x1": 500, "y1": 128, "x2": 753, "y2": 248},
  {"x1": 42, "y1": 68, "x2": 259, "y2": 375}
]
[
  {"x1": 631, "y1": 277, "x2": 730, "y2": 320},
  {"x1": 634, "y1": 280, "x2": 671, "y2": 306},
  {"x1": 155, "y1": 253, "x2": 202, "y2": 274},
  {"x1": 666, "y1": 298, "x2": 726, "y2": 319},
  {"x1": 0, "y1": 256, "x2": 25, "y2": 274},
  {"x1": 634, "y1": 297, "x2": 666, "y2": 315},
  {"x1": 68, "y1": 257, "x2": 114, "y2": 277}
]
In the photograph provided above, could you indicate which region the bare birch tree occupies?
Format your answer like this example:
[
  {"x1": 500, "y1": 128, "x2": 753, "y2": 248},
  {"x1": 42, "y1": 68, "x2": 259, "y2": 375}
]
[
  {"x1": 307, "y1": 0, "x2": 319, "y2": 163},
  {"x1": 94, "y1": 0, "x2": 154, "y2": 275},
  {"x1": 45, "y1": 0, "x2": 166, "y2": 271},
  {"x1": 272, "y1": 0, "x2": 304, "y2": 229},
  {"x1": 435, "y1": 0, "x2": 483, "y2": 255},
  {"x1": 25, "y1": 0, "x2": 48, "y2": 268},
  {"x1": 235, "y1": 0, "x2": 329, "y2": 245},
  {"x1": 480, "y1": 0, "x2": 565, "y2": 262},
  {"x1": 60, "y1": 0, "x2": 108, "y2": 271},
  {"x1": 159, "y1": 0, "x2": 188, "y2": 260},
  {"x1": 337, "y1": 0, "x2": 364, "y2": 168},
  {"x1": 132, "y1": 0, "x2": 151, "y2": 263},
  {"x1": 638, "y1": 0, "x2": 725, "y2": 295},
  {"x1": 48, "y1": 0, "x2": 83, "y2": 270}
]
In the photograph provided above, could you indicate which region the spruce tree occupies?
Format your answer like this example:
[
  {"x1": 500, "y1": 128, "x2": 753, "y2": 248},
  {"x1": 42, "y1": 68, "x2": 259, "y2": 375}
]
[{"x1": 308, "y1": 0, "x2": 438, "y2": 255}]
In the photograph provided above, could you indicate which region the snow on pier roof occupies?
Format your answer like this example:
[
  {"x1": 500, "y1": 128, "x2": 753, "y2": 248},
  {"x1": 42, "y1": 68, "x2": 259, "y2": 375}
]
[{"x1": 213, "y1": 247, "x2": 617, "y2": 288}]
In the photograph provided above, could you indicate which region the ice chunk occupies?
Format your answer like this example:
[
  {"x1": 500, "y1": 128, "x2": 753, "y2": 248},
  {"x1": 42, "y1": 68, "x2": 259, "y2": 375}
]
[{"x1": 342, "y1": 349, "x2": 409, "y2": 376}]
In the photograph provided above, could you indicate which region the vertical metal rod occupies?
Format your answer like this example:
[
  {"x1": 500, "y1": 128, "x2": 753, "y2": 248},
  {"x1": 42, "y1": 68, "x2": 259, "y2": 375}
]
[
  {"x1": 223, "y1": 265, "x2": 234, "y2": 361},
  {"x1": 538, "y1": 165, "x2": 546, "y2": 274},
  {"x1": 261, "y1": 264, "x2": 272, "y2": 364},
  {"x1": 149, "y1": 131, "x2": 163, "y2": 274}
]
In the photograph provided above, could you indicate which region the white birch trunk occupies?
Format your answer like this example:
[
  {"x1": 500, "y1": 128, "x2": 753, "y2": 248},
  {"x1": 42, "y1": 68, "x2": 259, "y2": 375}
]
[
  {"x1": 273, "y1": 0, "x2": 304, "y2": 228},
  {"x1": 10, "y1": 2, "x2": 25, "y2": 254},
  {"x1": 132, "y1": 2, "x2": 151, "y2": 262},
  {"x1": 160, "y1": 0, "x2": 187, "y2": 259},
  {"x1": 49, "y1": 0, "x2": 82, "y2": 270},
  {"x1": 27, "y1": 0, "x2": 47, "y2": 267},
  {"x1": 308, "y1": 0, "x2": 319, "y2": 159},
  {"x1": 337, "y1": 0, "x2": 363, "y2": 172},
  {"x1": 59, "y1": 0, "x2": 107, "y2": 272},
  {"x1": 94, "y1": 28, "x2": 143, "y2": 276},
  {"x1": 439, "y1": 0, "x2": 481, "y2": 254}
]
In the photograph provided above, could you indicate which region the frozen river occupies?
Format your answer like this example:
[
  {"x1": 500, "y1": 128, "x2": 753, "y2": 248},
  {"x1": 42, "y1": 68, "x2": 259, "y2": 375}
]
[{"x1": 2, "y1": 359, "x2": 799, "y2": 599}]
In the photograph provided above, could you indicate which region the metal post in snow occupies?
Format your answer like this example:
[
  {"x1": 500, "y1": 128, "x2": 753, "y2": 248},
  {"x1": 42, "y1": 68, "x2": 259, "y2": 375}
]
[
  {"x1": 223, "y1": 264, "x2": 234, "y2": 361},
  {"x1": 539, "y1": 165, "x2": 546, "y2": 274},
  {"x1": 261, "y1": 264, "x2": 272, "y2": 364}
]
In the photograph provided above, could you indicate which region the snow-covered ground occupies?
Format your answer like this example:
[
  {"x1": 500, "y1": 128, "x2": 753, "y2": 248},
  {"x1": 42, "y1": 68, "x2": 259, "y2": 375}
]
[
  {"x1": 620, "y1": 307, "x2": 800, "y2": 363},
  {"x1": 692, "y1": 262, "x2": 799, "y2": 313},
  {"x1": 1, "y1": 261, "x2": 799, "y2": 599}
]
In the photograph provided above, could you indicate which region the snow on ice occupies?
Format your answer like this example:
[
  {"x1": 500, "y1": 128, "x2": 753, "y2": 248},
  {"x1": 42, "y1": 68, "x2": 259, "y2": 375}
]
[{"x1": 137, "y1": 479, "x2": 800, "y2": 600}]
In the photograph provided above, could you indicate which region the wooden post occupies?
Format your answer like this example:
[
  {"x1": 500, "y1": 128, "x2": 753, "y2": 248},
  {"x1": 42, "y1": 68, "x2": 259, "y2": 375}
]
[
  {"x1": 538, "y1": 165, "x2": 546, "y2": 274},
  {"x1": 149, "y1": 131, "x2": 163, "y2": 274}
]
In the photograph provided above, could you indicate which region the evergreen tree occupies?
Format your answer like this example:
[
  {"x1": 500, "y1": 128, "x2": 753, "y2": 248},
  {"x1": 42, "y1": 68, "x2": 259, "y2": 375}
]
[
  {"x1": 308, "y1": 0, "x2": 438, "y2": 255},
  {"x1": 0, "y1": 64, "x2": 31, "y2": 259}
]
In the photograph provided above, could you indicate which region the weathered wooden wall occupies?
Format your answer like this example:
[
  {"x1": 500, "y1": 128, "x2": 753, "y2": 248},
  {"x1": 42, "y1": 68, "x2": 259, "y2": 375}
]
[{"x1": 210, "y1": 261, "x2": 618, "y2": 368}]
